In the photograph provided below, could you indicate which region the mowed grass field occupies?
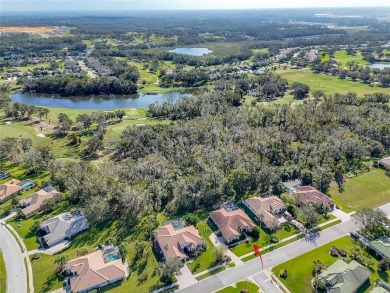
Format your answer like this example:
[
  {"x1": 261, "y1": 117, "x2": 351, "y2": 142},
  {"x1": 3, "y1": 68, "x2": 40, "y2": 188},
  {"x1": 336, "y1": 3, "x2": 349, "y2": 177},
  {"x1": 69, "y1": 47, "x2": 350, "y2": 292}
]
[
  {"x1": 334, "y1": 50, "x2": 369, "y2": 67},
  {"x1": 276, "y1": 68, "x2": 390, "y2": 96},
  {"x1": 0, "y1": 251, "x2": 6, "y2": 293},
  {"x1": 272, "y1": 236, "x2": 389, "y2": 293},
  {"x1": 328, "y1": 168, "x2": 390, "y2": 210}
]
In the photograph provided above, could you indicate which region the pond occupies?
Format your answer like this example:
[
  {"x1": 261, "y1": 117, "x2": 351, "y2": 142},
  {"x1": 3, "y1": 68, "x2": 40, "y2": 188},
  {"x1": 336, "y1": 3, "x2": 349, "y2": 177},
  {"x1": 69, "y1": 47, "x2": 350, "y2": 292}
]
[
  {"x1": 368, "y1": 63, "x2": 390, "y2": 70},
  {"x1": 168, "y1": 47, "x2": 212, "y2": 56},
  {"x1": 11, "y1": 91, "x2": 191, "y2": 110}
]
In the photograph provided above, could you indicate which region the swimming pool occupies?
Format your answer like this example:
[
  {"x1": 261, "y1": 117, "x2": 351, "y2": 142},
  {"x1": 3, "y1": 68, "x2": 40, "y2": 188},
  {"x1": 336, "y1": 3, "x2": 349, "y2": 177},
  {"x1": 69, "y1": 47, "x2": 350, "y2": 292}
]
[{"x1": 22, "y1": 183, "x2": 34, "y2": 190}]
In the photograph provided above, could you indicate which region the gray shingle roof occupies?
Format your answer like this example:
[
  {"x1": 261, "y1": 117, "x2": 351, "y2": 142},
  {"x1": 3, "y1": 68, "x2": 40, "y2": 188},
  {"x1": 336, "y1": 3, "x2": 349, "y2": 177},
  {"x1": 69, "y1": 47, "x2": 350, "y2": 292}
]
[{"x1": 318, "y1": 260, "x2": 371, "y2": 293}]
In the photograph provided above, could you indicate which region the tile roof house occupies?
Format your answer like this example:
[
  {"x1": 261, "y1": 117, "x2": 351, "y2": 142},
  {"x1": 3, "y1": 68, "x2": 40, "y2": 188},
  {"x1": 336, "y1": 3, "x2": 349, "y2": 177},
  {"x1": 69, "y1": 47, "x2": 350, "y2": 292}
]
[
  {"x1": 294, "y1": 186, "x2": 334, "y2": 210},
  {"x1": 19, "y1": 186, "x2": 62, "y2": 216},
  {"x1": 209, "y1": 208, "x2": 255, "y2": 244},
  {"x1": 0, "y1": 179, "x2": 35, "y2": 203},
  {"x1": 317, "y1": 259, "x2": 371, "y2": 293},
  {"x1": 65, "y1": 244, "x2": 127, "y2": 293},
  {"x1": 243, "y1": 196, "x2": 287, "y2": 229},
  {"x1": 369, "y1": 237, "x2": 390, "y2": 262},
  {"x1": 155, "y1": 223, "x2": 204, "y2": 261},
  {"x1": 40, "y1": 209, "x2": 89, "y2": 247}
]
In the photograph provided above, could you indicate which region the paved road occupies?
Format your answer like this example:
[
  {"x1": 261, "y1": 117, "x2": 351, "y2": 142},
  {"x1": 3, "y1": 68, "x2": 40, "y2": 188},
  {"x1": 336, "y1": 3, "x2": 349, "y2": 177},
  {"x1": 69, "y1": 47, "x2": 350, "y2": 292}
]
[
  {"x1": 179, "y1": 203, "x2": 390, "y2": 293},
  {"x1": 0, "y1": 224, "x2": 27, "y2": 293},
  {"x1": 252, "y1": 272, "x2": 280, "y2": 293}
]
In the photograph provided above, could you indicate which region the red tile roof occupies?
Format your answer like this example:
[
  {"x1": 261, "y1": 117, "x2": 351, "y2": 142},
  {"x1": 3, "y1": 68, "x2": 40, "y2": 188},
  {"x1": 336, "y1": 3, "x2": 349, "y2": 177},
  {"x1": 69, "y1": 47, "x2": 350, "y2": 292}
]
[
  {"x1": 294, "y1": 186, "x2": 334, "y2": 207},
  {"x1": 209, "y1": 208, "x2": 255, "y2": 242},
  {"x1": 156, "y1": 224, "x2": 203, "y2": 260}
]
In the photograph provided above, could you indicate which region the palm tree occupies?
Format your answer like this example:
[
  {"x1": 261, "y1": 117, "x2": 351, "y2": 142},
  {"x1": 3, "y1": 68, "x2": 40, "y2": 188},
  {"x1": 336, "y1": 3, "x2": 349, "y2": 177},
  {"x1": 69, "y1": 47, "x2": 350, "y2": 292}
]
[{"x1": 54, "y1": 255, "x2": 70, "y2": 273}]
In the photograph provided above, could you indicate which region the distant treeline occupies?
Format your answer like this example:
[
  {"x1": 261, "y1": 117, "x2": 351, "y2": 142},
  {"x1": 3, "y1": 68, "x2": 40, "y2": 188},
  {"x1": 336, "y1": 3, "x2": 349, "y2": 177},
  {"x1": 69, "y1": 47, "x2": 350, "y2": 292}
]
[{"x1": 20, "y1": 75, "x2": 138, "y2": 96}]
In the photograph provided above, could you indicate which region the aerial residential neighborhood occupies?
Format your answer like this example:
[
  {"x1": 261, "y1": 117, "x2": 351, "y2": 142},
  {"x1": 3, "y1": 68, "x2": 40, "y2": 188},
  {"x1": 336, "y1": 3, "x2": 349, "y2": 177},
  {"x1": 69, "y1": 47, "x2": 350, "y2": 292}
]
[{"x1": 0, "y1": 2, "x2": 390, "y2": 293}]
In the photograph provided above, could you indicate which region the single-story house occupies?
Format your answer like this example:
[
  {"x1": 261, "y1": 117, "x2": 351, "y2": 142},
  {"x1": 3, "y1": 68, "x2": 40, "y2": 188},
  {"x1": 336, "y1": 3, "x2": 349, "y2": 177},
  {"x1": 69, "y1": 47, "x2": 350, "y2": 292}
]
[
  {"x1": 282, "y1": 179, "x2": 302, "y2": 194},
  {"x1": 317, "y1": 259, "x2": 371, "y2": 293},
  {"x1": 19, "y1": 186, "x2": 62, "y2": 216},
  {"x1": 369, "y1": 237, "x2": 390, "y2": 262},
  {"x1": 65, "y1": 244, "x2": 127, "y2": 293},
  {"x1": 209, "y1": 208, "x2": 255, "y2": 244},
  {"x1": 379, "y1": 157, "x2": 390, "y2": 169},
  {"x1": 155, "y1": 223, "x2": 204, "y2": 261},
  {"x1": 40, "y1": 209, "x2": 89, "y2": 247},
  {"x1": 243, "y1": 195, "x2": 287, "y2": 229},
  {"x1": 294, "y1": 186, "x2": 334, "y2": 210},
  {"x1": 0, "y1": 179, "x2": 35, "y2": 203}
]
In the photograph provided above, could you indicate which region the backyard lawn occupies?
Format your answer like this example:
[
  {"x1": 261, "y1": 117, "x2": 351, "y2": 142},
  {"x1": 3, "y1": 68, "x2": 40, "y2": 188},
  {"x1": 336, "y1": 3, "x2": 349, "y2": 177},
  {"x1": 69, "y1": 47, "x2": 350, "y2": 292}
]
[
  {"x1": 216, "y1": 281, "x2": 259, "y2": 293},
  {"x1": 30, "y1": 218, "x2": 171, "y2": 293},
  {"x1": 328, "y1": 168, "x2": 390, "y2": 210},
  {"x1": 272, "y1": 236, "x2": 389, "y2": 293},
  {"x1": 0, "y1": 252, "x2": 6, "y2": 293},
  {"x1": 276, "y1": 68, "x2": 390, "y2": 96}
]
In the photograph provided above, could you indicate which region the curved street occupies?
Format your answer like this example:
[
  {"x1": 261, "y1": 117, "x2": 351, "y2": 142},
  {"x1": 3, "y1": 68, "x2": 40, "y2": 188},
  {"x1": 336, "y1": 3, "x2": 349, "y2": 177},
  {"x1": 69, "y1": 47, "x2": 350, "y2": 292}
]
[
  {"x1": 178, "y1": 203, "x2": 390, "y2": 293},
  {"x1": 0, "y1": 223, "x2": 27, "y2": 293}
]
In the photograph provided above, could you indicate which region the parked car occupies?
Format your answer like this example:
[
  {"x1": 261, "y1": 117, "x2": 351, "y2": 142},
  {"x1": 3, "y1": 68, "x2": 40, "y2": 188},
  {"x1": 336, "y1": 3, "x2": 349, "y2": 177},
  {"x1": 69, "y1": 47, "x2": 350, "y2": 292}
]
[{"x1": 350, "y1": 232, "x2": 360, "y2": 240}]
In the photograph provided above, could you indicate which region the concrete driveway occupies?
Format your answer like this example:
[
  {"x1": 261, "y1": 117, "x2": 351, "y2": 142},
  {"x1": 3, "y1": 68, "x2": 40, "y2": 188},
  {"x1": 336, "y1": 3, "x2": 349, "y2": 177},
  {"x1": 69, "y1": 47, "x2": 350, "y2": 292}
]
[
  {"x1": 252, "y1": 271, "x2": 282, "y2": 293},
  {"x1": 176, "y1": 264, "x2": 197, "y2": 289}
]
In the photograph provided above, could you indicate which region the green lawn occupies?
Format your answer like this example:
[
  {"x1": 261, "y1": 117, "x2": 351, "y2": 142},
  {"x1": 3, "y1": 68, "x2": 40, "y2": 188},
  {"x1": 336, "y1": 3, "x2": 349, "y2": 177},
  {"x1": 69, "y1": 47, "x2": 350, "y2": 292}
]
[
  {"x1": 328, "y1": 168, "x2": 390, "y2": 210},
  {"x1": 196, "y1": 266, "x2": 226, "y2": 281},
  {"x1": 30, "y1": 218, "x2": 172, "y2": 293},
  {"x1": 8, "y1": 215, "x2": 44, "y2": 251},
  {"x1": 187, "y1": 219, "x2": 218, "y2": 274},
  {"x1": 334, "y1": 50, "x2": 369, "y2": 67},
  {"x1": 216, "y1": 281, "x2": 259, "y2": 293},
  {"x1": 272, "y1": 236, "x2": 389, "y2": 293},
  {"x1": 0, "y1": 251, "x2": 6, "y2": 293},
  {"x1": 276, "y1": 68, "x2": 390, "y2": 96}
]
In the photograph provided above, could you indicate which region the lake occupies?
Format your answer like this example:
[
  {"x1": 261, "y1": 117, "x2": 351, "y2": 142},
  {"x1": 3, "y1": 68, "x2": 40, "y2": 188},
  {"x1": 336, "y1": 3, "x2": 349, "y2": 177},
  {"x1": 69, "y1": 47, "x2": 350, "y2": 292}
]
[
  {"x1": 168, "y1": 48, "x2": 212, "y2": 56},
  {"x1": 369, "y1": 63, "x2": 390, "y2": 70},
  {"x1": 11, "y1": 91, "x2": 191, "y2": 110}
]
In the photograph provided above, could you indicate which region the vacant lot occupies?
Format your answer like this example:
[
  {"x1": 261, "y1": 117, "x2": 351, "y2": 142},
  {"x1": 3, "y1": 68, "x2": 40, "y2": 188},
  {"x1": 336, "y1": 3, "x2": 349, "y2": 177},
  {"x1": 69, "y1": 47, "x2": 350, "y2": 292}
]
[
  {"x1": 328, "y1": 168, "x2": 390, "y2": 210},
  {"x1": 273, "y1": 236, "x2": 388, "y2": 293},
  {"x1": 0, "y1": 26, "x2": 55, "y2": 34},
  {"x1": 276, "y1": 68, "x2": 390, "y2": 96}
]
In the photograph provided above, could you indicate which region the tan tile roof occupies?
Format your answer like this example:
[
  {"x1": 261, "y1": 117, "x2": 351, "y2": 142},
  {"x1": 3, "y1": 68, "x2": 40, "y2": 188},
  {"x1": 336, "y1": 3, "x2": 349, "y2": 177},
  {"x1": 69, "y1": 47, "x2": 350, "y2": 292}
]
[
  {"x1": 244, "y1": 196, "x2": 286, "y2": 227},
  {"x1": 65, "y1": 250, "x2": 126, "y2": 292},
  {"x1": 294, "y1": 186, "x2": 334, "y2": 207},
  {"x1": 209, "y1": 208, "x2": 255, "y2": 241},
  {"x1": 20, "y1": 187, "x2": 61, "y2": 216},
  {"x1": 0, "y1": 179, "x2": 22, "y2": 202},
  {"x1": 156, "y1": 224, "x2": 204, "y2": 260}
]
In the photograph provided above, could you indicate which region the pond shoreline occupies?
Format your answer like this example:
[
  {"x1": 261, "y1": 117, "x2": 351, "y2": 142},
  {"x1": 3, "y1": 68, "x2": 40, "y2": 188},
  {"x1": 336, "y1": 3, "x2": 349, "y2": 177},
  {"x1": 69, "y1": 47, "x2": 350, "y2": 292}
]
[{"x1": 11, "y1": 90, "x2": 192, "y2": 110}]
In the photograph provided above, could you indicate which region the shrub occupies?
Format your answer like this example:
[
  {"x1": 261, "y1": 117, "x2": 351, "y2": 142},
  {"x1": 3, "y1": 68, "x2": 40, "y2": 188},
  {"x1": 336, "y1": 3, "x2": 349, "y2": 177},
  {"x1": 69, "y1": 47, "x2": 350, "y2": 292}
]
[
  {"x1": 251, "y1": 226, "x2": 261, "y2": 238},
  {"x1": 270, "y1": 236, "x2": 279, "y2": 243},
  {"x1": 184, "y1": 214, "x2": 199, "y2": 226},
  {"x1": 378, "y1": 260, "x2": 390, "y2": 272},
  {"x1": 31, "y1": 253, "x2": 40, "y2": 260},
  {"x1": 280, "y1": 269, "x2": 287, "y2": 278},
  {"x1": 137, "y1": 272, "x2": 148, "y2": 283}
]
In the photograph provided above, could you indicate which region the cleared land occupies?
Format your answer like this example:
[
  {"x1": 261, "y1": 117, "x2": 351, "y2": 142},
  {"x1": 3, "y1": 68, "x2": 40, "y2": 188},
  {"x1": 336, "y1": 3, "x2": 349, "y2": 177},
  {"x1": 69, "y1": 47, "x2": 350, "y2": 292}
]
[
  {"x1": 328, "y1": 168, "x2": 390, "y2": 210},
  {"x1": 0, "y1": 27, "x2": 55, "y2": 34},
  {"x1": 0, "y1": 251, "x2": 6, "y2": 293},
  {"x1": 272, "y1": 236, "x2": 389, "y2": 293},
  {"x1": 276, "y1": 68, "x2": 390, "y2": 96}
]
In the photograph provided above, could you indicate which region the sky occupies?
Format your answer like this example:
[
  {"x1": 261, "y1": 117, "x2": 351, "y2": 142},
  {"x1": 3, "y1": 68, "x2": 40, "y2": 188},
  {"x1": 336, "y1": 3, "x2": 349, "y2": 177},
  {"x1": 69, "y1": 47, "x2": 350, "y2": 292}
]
[{"x1": 2, "y1": 0, "x2": 390, "y2": 11}]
